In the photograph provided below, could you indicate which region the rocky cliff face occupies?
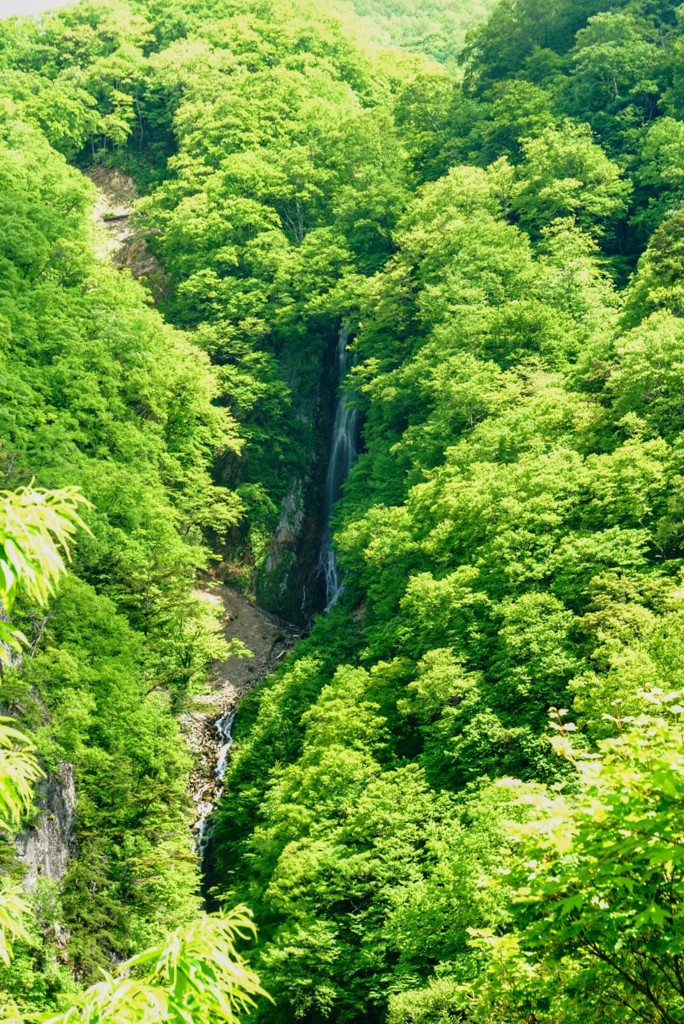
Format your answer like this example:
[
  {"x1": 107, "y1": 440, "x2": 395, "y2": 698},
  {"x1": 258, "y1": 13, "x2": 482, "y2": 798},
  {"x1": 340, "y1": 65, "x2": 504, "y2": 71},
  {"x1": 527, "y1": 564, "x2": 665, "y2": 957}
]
[
  {"x1": 257, "y1": 478, "x2": 313, "y2": 622},
  {"x1": 0, "y1": 605, "x2": 22, "y2": 669},
  {"x1": 86, "y1": 165, "x2": 168, "y2": 298},
  {"x1": 254, "y1": 330, "x2": 346, "y2": 625},
  {"x1": 15, "y1": 762, "x2": 77, "y2": 887}
]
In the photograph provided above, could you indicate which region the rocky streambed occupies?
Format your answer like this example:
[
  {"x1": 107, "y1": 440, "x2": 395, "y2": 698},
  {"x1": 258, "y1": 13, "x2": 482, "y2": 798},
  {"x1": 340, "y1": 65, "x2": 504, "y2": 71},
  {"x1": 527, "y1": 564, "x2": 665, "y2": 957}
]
[
  {"x1": 180, "y1": 585, "x2": 301, "y2": 854},
  {"x1": 87, "y1": 166, "x2": 304, "y2": 858}
]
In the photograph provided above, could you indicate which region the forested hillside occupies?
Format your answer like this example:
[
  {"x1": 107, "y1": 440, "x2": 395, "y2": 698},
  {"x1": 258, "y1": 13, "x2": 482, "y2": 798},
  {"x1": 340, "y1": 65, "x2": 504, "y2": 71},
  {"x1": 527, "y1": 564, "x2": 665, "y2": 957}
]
[
  {"x1": 1, "y1": 0, "x2": 684, "y2": 1022},
  {"x1": 0, "y1": 123, "x2": 245, "y2": 1016},
  {"x1": 340, "y1": 0, "x2": 497, "y2": 63}
]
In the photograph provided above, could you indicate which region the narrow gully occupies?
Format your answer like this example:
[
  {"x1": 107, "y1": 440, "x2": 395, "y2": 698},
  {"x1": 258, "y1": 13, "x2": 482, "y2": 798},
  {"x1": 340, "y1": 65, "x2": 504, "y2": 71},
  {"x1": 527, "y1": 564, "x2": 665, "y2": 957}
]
[
  {"x1": 318, "y1": 327, "x2": 360, "y2": 610},
  {"x1": 196, "y1": 325, "x2": 359, "y2": 869},
  {"x1": 195, "y1": 708, "x2": 236, "y2": 859}
]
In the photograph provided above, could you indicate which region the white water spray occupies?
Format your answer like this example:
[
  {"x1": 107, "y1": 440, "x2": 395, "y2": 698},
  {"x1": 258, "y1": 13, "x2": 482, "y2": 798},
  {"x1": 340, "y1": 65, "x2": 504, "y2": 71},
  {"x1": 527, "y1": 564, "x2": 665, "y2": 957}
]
[
  {"x1": 319, "y1": 328, "x2": 359, "y2": 610},
  {"x1": 194, "y1": 708, "x2": 236, "y2": 858}
]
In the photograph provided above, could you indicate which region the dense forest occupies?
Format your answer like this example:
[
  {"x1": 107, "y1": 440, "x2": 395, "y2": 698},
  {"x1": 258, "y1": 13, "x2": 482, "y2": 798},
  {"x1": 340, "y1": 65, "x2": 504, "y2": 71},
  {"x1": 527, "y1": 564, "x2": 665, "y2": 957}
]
[{"x1": 1, "y1": 0, "x2": 684, "y2": 1021}]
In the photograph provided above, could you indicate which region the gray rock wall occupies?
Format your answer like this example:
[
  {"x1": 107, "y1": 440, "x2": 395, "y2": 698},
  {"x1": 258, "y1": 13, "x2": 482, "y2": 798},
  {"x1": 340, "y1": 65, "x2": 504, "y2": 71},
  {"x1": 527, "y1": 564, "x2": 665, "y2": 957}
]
[
  {"x1": 0, "y1": 605, "x2": 22, "y2": 670},
  {"x1": 15, "y1": 762, "x2": 77, "y2": 887}
]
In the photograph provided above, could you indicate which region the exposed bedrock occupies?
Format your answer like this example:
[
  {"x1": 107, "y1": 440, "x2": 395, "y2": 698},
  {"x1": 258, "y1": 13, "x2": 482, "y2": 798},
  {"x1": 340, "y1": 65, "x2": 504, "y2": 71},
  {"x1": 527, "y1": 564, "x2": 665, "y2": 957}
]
[{"x1": 15, "y1": 762, "x2": 77, "y2": 887}]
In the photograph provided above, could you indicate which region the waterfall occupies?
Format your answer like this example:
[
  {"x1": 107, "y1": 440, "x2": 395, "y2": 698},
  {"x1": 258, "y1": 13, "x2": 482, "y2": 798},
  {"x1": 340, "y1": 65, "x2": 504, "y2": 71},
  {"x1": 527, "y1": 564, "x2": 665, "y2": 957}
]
[
  {"x1": 194, "y1": 708, "x2": 236, "y2": 859},
  {"x1": 319, "y1": 328, "x2": 359, "y2": 611}
]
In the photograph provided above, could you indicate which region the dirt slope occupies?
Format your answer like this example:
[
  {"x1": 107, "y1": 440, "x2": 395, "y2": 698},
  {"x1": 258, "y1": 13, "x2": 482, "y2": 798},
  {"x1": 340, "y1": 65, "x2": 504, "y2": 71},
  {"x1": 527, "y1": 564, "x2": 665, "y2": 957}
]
[{"x1": 181, "y1": 585, "x2": 302, "y2": 838}]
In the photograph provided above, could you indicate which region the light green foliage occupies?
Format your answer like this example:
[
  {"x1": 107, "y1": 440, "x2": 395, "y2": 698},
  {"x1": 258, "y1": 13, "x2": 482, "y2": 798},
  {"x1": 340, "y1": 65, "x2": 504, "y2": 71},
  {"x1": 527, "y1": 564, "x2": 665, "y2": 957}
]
[
  {"x1": 131, "y1": 0, "x2": 411, "y2": 547},
  {"x1": 0, "y1": 487, "x2": 89, "y2": 657},
  {"x1": 463, "y1": 0, "x2": 607, "y2": 93},
  {"x1": 0, "y1": 43, "x2": 245, "y2": 994},
  {"x1": 387, "y1": 977, "x2": 463, "y2": 1024},
  {"x1": 0, "y1": 883, "x2": 30, "y2": 968},
  {"x1": 510, "y1": 122, "x2": 632, "y2": 238},
  {"x1": 208, "y1": 3, "x2": 684, "y2": 1008},
  {"x1": 634, "y1": 117, "x2": 684, "y2": 234},
  {"x1": 0, "y1": 720, "x2": 41, "y2": 837},
  {"x1": 339, "y1": 0, "x2": 497, "y2": 64},
  {"x1": 625, "y1": 209, "x2": 684, "y2": 323},
  {"x1": 479, "y1": 80, "x2": 557, "y2": 164},
  {"x1": 467, "y1": 702, "x2": 684, "y2": 1024},
  {"x1": 0, "y1": 494, "x2": 264, "y2": 1021},
  {"x1": 40, "y1": 908, "x2": 266, "y2": 1024},
  {"x1": 0, "y1": 486, "x2": 89, "y2": 969},
  {"x1": 5, "y1": 0, "x2": 684, "y2": 1020},
  {"x1": 0, "y1": 1, "x2": 154, "y2": 155},
  {"x1": 568, "y1": 12, "x2": 666, "y2": 141}
]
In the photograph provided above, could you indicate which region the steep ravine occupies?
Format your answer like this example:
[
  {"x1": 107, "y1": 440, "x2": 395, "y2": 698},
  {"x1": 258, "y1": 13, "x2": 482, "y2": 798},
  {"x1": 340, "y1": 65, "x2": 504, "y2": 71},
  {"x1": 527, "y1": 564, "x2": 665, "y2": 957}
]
[
  {"x1": 199, "y1": 332, "x2": 361, "y2": 890},
  {"x1": 85, "y1": 166, "x2": 356, "y2": 886},
  {"x1": 181, "y1": 584, "x2": 301, "y2": 861},
  {"x1": 260, "y1": 326, "x2": 361, "y2": 622},
  {"x1": 255, "y1": 331, "x2": 344, "y2": 626},
  {"x1": 318, "y1": 328, "x2": 360, "y2": 611}
]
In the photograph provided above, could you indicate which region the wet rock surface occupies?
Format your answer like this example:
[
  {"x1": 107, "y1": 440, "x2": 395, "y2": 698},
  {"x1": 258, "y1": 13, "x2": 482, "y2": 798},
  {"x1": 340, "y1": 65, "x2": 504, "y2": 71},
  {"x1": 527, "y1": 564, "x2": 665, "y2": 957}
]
[{"x1": 180, "y1": 585, "x2": 301, "y2": 845}]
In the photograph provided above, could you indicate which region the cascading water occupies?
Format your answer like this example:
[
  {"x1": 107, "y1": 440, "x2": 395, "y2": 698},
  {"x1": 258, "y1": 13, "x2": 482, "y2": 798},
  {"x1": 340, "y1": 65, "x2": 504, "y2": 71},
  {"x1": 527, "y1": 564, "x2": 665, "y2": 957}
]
[
  {"x1": 194, "y1": 708, "x2": 236, "y2": 858},
  {"x1": 318, "y1": 328, "x2": 359, "y2": 610},
  {"x1": 194, "y1": 331, "x2": 358, "y2": 873}
]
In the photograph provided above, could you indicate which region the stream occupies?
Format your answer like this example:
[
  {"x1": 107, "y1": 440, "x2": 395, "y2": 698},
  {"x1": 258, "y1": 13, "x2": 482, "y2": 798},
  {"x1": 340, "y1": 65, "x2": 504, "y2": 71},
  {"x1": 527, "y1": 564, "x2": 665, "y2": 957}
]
[
  {"x1": 195, "y1": 708, "x2": 236, "y2": 857},
  {"x1": 185, "y1": 587, "x2": 300, "y2": 862},
  {"x1": 319, "y1": 328, "x2": 359, "y2": 610},
  {"x1": 194, "y1": 326, "x2": 360, "y2": 868}
]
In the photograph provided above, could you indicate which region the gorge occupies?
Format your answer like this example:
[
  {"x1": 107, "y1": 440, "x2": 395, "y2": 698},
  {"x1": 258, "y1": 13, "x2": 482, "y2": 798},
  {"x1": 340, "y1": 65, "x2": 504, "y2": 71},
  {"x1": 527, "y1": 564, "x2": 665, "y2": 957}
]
[
  {"x1": 318, "y1": 329, "x2": 360, "y2": 612},
  {"x1": 196, "y1": 325, "x2": 360, "y2": 876},
  {"x1": 3, "y1": 0, "x2": 684, "y2": 1022}
]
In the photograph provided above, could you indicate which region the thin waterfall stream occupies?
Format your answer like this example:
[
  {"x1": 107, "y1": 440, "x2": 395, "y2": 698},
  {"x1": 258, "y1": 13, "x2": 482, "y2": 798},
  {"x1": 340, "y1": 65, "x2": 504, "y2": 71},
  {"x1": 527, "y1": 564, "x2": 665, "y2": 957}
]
[
  {"x1": 93, "y1": 173, "x2": 359, "y2": 875},
  {"x1": 194, "y1": 708, "x2": 236, "y2": 858},
  {"x1": 319, "y1": 328, "x2": 359, "y2": 610},
  {"x1": 195, "y1": 327, "x2": 358, "y2": 870},
  {"x1": 188, "y1": 589, "x2": 299, "y2": 869}
]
